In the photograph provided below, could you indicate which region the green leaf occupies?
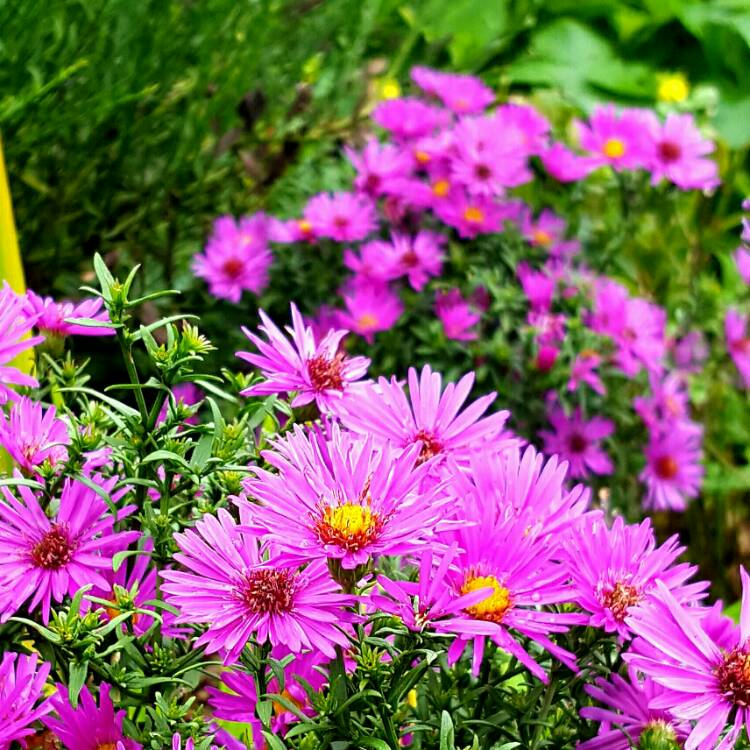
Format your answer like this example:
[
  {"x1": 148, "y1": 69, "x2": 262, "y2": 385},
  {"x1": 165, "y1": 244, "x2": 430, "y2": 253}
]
[
  {"x1": 93, "y1": 252, "x2": 116, "y2": 299},
  {"x1": 440, "y1": 711, "x2": 455, "y2": 750},
  {"x1": 57, "y1": 386, "x2": 140, "y2": 418},
  {"x1": 9, "y1": 616, "x2": 61, "y2": 643},
  {"x1": 112, "y1": 548, "x2": 151, "y2": 573},
  {"x1": 68, "y1": 660, "x2": 89, "y2": 707},
  {"x1": 140, "y1": 448, "x2": 190, "y2": 469},
  {"x1": 357, "y1": 740, "x2": 392, "y2": 750},
  {"x1": 69, "y1": 584, "x2": 93, "y2": 618},
  {"x1": 0, "y1": 476, "x2": 44, "y2": 490},
  {"x1": 190, "y1": 433, "x2": 214, "y2": 469},
  {"x1": 263, "y1": 692, "x2": 307, "y2": 721},
  {"x1": 262, "y1": 731, "x2": 287, "y2": 750},
  {"x1": 63, "y1": 316, "x2": 121, "y2": 329},
  {"x1": 256, "y1": 699, "x2": 273, "y2": 728}
]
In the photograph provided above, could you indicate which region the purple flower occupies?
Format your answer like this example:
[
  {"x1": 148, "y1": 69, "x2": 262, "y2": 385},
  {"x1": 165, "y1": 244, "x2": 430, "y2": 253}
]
[
  {"x1": 726, "y1": 308, "x2": 750, "y2": 387},
  {"x1": 434, "y1": 288, "x2": 480, "y2": 341},
  {"x1": 640, "y1": 424, "x2": 703, "y2": 512},
  {"x1": 735, "y1": 247, "x2": 750, "y2": 285},
  {"x1": 24, "y1": 290, "x2": 115, "y2": 337},
  {"x1": 493, "y1": 103, "x2": 551, "y2": 157},
  {"x1": 192, "y1": 215, "x2": 273, "y2": 303},
  {"x1": 579, "y1": 667, "x2": 690, "y2": 749},
  {"x1": 337, "y1": 281, "x2": 404, "y2": 343},
  {"x1": 380, "y1": 231, "x2": 445, "y2": 291},
  {"x1": 372, "y1": 97, "x2": 450, "y2": 141},
  {"x1": 672, "y1": 330, "x2": 708, "y2": 374},
  {"x1": 345, "y1": 137, "x2": 412, "y2": 196},
  {"x1": 435, "y1": 191, "x2": 504, "y2": 238},
  {"x1": 303, "y1": 191, "x2": 377, "y2": 242},
  {"x1": 565, "y1": 515, "x2": 706, "y2": 638},
  {"x1": 0, "y1": 652, "x2": 53, "y2": 748},
  {"x1": 0, "y1": 396, "x2": 70, "y2": 473},
  {"x1": 540, "y1": 142, "x2": 597, "y2": 182},
  {"x1": 568, "y1": 351, "x2": 606, "y2": 395},
  {"x1": 161, "y1": 509, "x2": 355, "y2": 662},
  {"x1": 237, "y1": 303, "x2": 370, "y2": 413},
  {"x1": 625, "y1": 568, "x2": 750, "y2": 749},
  {"x1": 576, "y1": 105, "x2": 651, "y2": 171},
  {"x1": 240, "y1": 424, "x2": 447, "y2": 569},
  {"x1": 44, "y1": 683, "x2": 141, "y2": 750},
  {"x1": 411, "y1": 66, "x2": 495, "y2": 114},
  {"x1": 336, "y1": 364, "x2": 509, "y2": 468},
  {"x1": 517, "y1": 262, "x2": 555, "y2": 312},
  {"x1": 646, "y1": 112, "x2": 719, "y2": 191},
  {"x1": 0, "y1": 477, "x2": 138, "y2": 623},
  {"x1": 0, "y1": 283, "x2": 44, "y2": 403},
  {"x1": 539, "y1": 406, "x2": 614, "y2": 479}
]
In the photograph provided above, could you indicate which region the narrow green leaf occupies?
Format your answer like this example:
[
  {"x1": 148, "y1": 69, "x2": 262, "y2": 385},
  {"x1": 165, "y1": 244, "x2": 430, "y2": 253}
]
[
  {"x1": 440, "y1": 711, "x2": 455, "y2": 750},
  {"x1": 68, "y1": 660, "x2": 89, "y2": 707}
]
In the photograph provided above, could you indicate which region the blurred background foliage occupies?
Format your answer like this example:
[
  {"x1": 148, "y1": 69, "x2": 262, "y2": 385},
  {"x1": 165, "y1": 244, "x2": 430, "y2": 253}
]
[{"x1": 3, "y1": 0, "x2": 750, "y2": 301}]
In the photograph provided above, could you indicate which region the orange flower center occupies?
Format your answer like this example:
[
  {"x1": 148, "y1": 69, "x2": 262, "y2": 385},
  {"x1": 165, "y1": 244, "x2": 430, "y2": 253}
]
[
  {"x1": 602, "y1": 138, "x2": 626, "y2": 159},
  {"x1": 463, "y1": 206, "x2": 484, "y2": 224},
  {"x1": 314, "y1": 502, "x2": 384, "y2": 552},
  {"x1": 432, "y1": 179, "x2": 450, "y2": 198},
  {"x1": 461, "y1": 574, "x2": 512, "y2": 623}
]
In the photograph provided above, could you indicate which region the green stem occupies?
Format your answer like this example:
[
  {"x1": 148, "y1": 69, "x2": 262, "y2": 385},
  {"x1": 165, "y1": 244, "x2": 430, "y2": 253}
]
[
  {"x1": 115, "y1": 329, "x2": 148, "y2": 423},
  {"x1": 530, "y1": 677, "x2": 556, "y2": 750}
]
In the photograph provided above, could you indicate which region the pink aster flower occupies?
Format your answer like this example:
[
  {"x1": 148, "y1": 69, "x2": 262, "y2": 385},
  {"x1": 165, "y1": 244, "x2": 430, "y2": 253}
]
[
  {"x1": 640, "y1": 424, "x2": 703, "y2": 512},
  {"x1": 435, "y1": 288, "x2": 480, "y2": 341},
  {"x1": 337, "y1": 281, "x2": 403, "y2": 343},
  {"x1": 240, "y1": 424, "x2": 447, "y2": 569},
  {"x1": 44, "y1": 683, "x2": 141, "y2": 750},
  {"x1": 579, "y1": 667, "x2": 690, "y2": 749},
  {"x1": 735, "y1": 246, "x2": 750, "y2": 285},
  {"x1": 565, "y1": 515, "x2": 706, "y2": 639},
  {"x1": 303, "y1": 191, "x2": 377, "y2": 242},
  {"x1": 568, "y1": 351, "x2": 606, "y2": 395},
  {"x1": 336, "y1": 364, "x2": 509, "y2": 469},
  {"x1": 0, "y1": 283, "x2": 43, "y2": 403},
  {"x1": 625, "y1": 568, "x2": 750, "y2": 750},
  {"x1": 24, "y1": 290, "x2": 115, "y2": 337},
  {"x1": 634, "y1": 373, "x2": 698, "y2": 435},
  {"x1": 0, "y1": 396, "x2": 70, "y2": 473},
  {"x1": 345, "y1": 137, "x2": 412, "y2": 196},
  {"x1": 380, "y1": 231, "x2": 445, "y2": 291},
  {"x1": 437, "y1": 499, "x2": 585, "y2": 680},
  {"x1": 0, "y1": 476, "x2": 138, "y2": 623},
  {"x1": 0, "y1": 652, "x2": 53, "y2": 748},
  {"x1": 672, "y1": 330, "x2": 709, "y2": 373},
  {"x1": 343, "y1": 240, "x2": 399, "y2": 286},
  {"x1": 304, "y1": 304, "x2": 344, "y2": 345},
  {"x1": 372, "y1": 97, "x2": 450, "y2": 140},
  {"x1": 411, "y1": 66, "x2": 495, "y2": 114},
  {"x1": 192, "y1": 215, "x2": 273, "y2": 303},
  {"x1": 577, "y1": 105, "x2": 651, "y2": 171},
  {"x1": 540, "y1": 142, "x2": 597, "y2": 182},
  {"x1": 161, "y1": 509, "x2": 355, "y2": 662},
  {"x1": 435, "y1": 191, "x2": 504, "y2": 238},
  {"x1": 539, "y1": 406, "x2": 614, "y2": 479},
  {"x1": 726, "y1": 308, "x2": 750, "y2": 387},
  {"x1": 237, "y1": 303, "x2": 370, "y2": 412},
  {"x1": 647, "y1": 112, "x2": 719, "y2": 191},
  {"x1": 517, "y1": 262, "x2": 555, "y2": 312}
]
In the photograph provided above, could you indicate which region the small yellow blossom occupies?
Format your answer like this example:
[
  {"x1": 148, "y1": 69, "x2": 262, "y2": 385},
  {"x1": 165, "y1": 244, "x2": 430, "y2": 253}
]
[
  {"x1": 378, "y1": 78, "x2": 401, "y2": 101},
  {"x1": 657, "y1": 73, "x2": 689, "y2": 104}
]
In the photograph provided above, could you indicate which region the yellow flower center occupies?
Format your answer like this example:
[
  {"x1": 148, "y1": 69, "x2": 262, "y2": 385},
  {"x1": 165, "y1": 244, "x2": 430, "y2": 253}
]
[
  {"x1": 432, "y1": 179, "x2": 450, "y2": 197},
  {"x1": 414, "y1": 149, "x2": 431, "y2": 164},
  {"x1": 357, "y1": 312, "x2": 379, "y2": 329},
  {"x1": 315, "y1": 502, "x2": 383, "y2": 552},
  {"x1": 463, "y1": 206, "x2": 485, "y2": 224},
  {"x1": 532, "y1": 229, "x2": 552, "y2": 246},
  {"x1": 657, "y1": 73, "x2": 689, "y2": 103},
  {"x1": 461, "y1": 574, "x2": 512, "y2": 623},
  {"x1": 298, "y1": 219, "x2": 313, "y2": 234},
  {"x1": 602, "y1": 138, "x2": 625, "y2": 159}
]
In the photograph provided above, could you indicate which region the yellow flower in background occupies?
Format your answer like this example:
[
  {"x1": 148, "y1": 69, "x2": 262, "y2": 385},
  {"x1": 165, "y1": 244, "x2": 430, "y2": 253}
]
[
  {"x1": 657, "y1": 72, "x2": 690, "y2": 104},
  {"x1": 406, "y1": 688, "x2": 418, "y2": 708},
  {"x1": 377, "y1": 78, "x2": 401, "y2": 101}
]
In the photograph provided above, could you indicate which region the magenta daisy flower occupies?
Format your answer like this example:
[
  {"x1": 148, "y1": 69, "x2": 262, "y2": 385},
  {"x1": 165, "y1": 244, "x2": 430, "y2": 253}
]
[
  {"x1": 540, "y1": 142, "x2": 597, "y2": 182},
  {"x1": 0, "y1": 283, "x2": 43, "y2": 404},
  {"x1": 435, "y1": 191, "x2": 504, "y2": 238},
  {"x1": 161, "y1": 509, "x2": 355, "y2": 662},
  {"x1": 437, "y1": 499, "x2": 585, "y2": 680},
  {"x1": 639, "y1": 424, "x2": 703, "y2": 512},
  {"x1": 345, "y1": 137, "x2": 412, "y2": 196},
  {"x1": 192, "y1": 215, "x2": 273, "y2": 303},
  {"x1": 0, "y1": 476, "x2": 138, "y2": 623},
  {"x1": 44, "y1": 683, "x2": 141, "y2": 750},
  {"x1": 625, "y1": 568, "x2": 750, "y2": 749},
  {"x1": 336, "y1": 364, "x2": 509, "y2": 468},
  {"x1": 0, "y1": 396, "x2": 70, "y2": 473},
  {"x1": 568, "y1": 351, "x2": 606, "y2": 395},
  {"x1": 337, "y1": 281, "x2": 404, "y2": 343},
  {"x1": 240, "y1": 424, "x2": 446, "y2": 569},
  {"x1": 434, "y1": 288, "x2": 480, "y2": 341},
  {"x1": 372, "y1": 97, "x2": 450, "y2": 141},
  {"x1": 302, "y1": 191, "x2": 376, "y2": 242},
  {"x1": 517, "y1": 262, "x2": 555, "y2": 312},
  {"x1": 579, "y1": 668, "x2": 690, "y2": 749},
  {"x1": 0, "y1": 651, "x2": 53, "y2": 748},
  {"x1": 237, "y1": 303, "x2": 370, "y2": 413},
  {"x1": 379, "y1": 231, "x2": 445, "y2": 291},
  {"x1": 647, "y1": 112, "x2": 719, "y2": 191},
  {"x1": 576, "y1": 105, "x2": 651, "y2": 171},
  {"x1": 725, "y1": 308, "x2": 750, "y2": 387},
  {"x1": 411, "y1": 66, "x2": 494, "y2": 114},
  {"x1": 539, "y1": 406, "x2": 614, "y2": 479},
  {"x1": 24, "y1": 290, "x2": 115, "y2": 337},
  {"x1": 565, "y1": 515, "x2": 706, "y2": 638}
]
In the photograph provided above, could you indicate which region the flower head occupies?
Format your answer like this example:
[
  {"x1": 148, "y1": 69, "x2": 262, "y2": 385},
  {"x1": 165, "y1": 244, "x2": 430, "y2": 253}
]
[
  {"x1": 43, "y1": 683, "x2": 141, "y2": 750},
  {"x1": 565, "y1": 515, "x2": 706, "y2": 638},
  {"x1": 24, "y1": 291, "x2": 115, "y2": 337},
  {"x1": 0, "y1": 396, "x2": 70, "y2": 473},
  {"x1": 540, "y1": 142, "x2": 597, "y2": 182},
  {"x1": 372, "y1": 97, "x2": 450, "y2": 140},
  {"x1": 625, "y1": 568, "x2": 750, "y2": 750},
  {"x1": 434, "y1": 288, "x2": 480, "y2": 341},
  {"x1": 192, "y1": 215, "x2": 273, "y2": 303},
  {"x1": 568, "y1": 351, "x2": 606, "y2": 395},
  {"x1": 0, "y1": 283, "x2": 44, "y2": 403},
  {"x1": 337, "y1": 282, "x2": 403, "y2": 343},
  {"x1": 303, "y1": 192, "x2": 377, "y2": 242},
  {"x1": 237, "y1": 303, "x2": 370, "y2": 412},
  {"x1": 0, "y1": 477, "x2": 138, "y2": 623},
  {"x1": 345, "y1": 137, "x2": 412, "y2": 196},
  {"x1": 380, "y1": 231, "x2": 445, "y2": 291},
  {"x1": 577, "y1": 105, "x2": 651, "y2": 171},
  {"x1": 240, "y1": 424, "x2": 446, "y2": 569},
  {"x1": 411, "y1": 66, "x2": 494, "y2": 114},
  {"x1": 435, "y1": 191, "x2": 504, "y2": 238},
  {"x1": 0, "y1": 652, "x2": 53, "y2": 748},
  {"x1": 161, "y1": 509, "x2": 355, "y2": 662},
  {"x1": 726, "y1": 308, "x2": 750, "y2": 387}
]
